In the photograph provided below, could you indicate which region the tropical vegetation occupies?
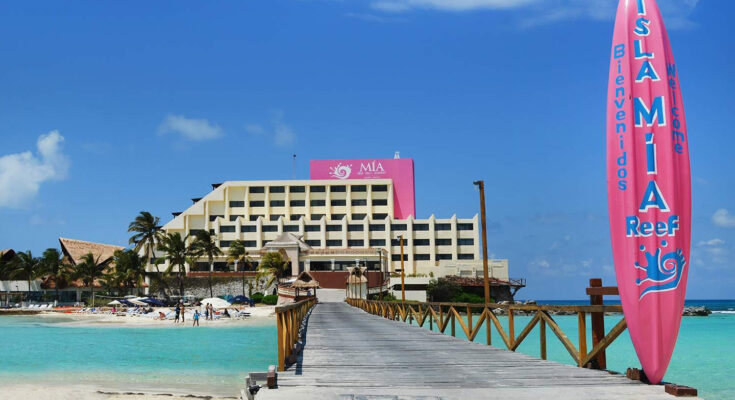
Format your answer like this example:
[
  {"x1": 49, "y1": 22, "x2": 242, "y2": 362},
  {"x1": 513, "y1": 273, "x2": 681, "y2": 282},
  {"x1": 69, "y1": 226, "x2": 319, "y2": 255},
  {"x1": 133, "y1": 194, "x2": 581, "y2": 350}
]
[
  {"x1": 256, "y1": 251, "x2": 288, "y2": 293},
  {"x1": 227, "y1": 239, "x2": 252, "y2": 297},
  {"x1": 189, "y1": 230, "x2": 223, "y2": 298}
]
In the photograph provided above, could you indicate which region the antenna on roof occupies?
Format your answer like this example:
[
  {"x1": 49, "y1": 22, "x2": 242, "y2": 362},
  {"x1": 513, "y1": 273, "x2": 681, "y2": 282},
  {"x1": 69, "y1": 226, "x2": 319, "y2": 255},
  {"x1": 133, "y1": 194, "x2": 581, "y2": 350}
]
[
  {"x1": 292, "y1": 154, "x2": 297, "y2": 179},
  {"x1": 394, "y1": 151, "x2": 400, "y2": 159}
]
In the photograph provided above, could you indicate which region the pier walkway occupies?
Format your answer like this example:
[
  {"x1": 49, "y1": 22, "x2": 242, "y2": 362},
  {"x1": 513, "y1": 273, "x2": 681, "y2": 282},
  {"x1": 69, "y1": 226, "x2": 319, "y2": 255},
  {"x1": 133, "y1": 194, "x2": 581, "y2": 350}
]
[{"x1": 258, "y1": 302, "x2": 694, "y2": 400}]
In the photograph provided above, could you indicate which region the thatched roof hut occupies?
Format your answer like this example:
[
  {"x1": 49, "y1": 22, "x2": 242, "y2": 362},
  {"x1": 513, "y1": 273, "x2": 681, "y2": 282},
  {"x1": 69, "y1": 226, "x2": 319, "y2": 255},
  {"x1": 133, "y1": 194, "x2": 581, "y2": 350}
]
[{"x1": 292, "y1": 271, "x2": 320, "y2": 289}]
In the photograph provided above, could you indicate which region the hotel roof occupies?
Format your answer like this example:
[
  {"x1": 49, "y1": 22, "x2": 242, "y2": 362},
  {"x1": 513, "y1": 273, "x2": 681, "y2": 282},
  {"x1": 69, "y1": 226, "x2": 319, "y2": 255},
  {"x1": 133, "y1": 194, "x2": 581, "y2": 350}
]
[{"x1": 58, "y1": 237, "x2": 125, "y2": 266}]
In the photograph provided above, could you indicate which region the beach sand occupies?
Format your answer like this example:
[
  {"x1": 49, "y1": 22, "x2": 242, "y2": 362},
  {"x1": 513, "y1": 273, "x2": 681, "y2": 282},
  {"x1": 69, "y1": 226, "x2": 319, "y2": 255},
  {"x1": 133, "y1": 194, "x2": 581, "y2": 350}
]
[{"x1": 0, "y1": 384, "x2": 237, "y2": 400}]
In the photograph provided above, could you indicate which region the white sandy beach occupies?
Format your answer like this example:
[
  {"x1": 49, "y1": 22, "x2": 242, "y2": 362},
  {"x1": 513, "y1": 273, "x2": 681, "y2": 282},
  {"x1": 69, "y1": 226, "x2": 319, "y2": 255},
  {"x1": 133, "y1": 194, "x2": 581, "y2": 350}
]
[{"x1": 0, "y1": 384, "x2": 237, "y2": 400}]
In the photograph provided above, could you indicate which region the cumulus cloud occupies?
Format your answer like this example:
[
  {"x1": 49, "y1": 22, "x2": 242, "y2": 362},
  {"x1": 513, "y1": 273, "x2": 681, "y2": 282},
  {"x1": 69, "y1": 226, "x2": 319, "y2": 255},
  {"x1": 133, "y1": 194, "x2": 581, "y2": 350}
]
[
  {"x1": 0, "y1": 131, "x2": 69, "y2": 209},
  {"x1": 713, "y1": 209, "x2": 735, "y2": 228},
  {"x1": 369, "y1": 0, "x2": 700, "y2": 30},
  {"x1": 245, "y1": 111, "x2": 297, "y2": 147},
  {"x1": 158, "y1": 114, "x2": 222, "y2": 141}
]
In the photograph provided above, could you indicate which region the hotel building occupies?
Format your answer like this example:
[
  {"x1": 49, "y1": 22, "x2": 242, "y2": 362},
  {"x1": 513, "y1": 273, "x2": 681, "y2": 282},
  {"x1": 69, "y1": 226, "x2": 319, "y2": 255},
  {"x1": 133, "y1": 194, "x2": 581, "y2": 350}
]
[{"x1": 155, "y1": 158, "x2": 504, "y2": 291}]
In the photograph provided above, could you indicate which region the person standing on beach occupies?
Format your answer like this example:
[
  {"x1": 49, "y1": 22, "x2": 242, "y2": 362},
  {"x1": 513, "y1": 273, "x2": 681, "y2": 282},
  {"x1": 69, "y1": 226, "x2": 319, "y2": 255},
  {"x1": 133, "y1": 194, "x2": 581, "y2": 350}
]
[
  {"x1": 208, "y1": 303, "x2": 214, "y2": 320},
  {"x1": 193, "y1": 310, "x2": 200, "y2": 326},
  {"x1": 204, "y1": 303, "x2": 209, "y2": 321},
  {"x1": 180, "y1": 303, "x2": 186, "y2": 323},
  {"x1": 174, "y1": 303, "x2": 181, "y2": 323}
]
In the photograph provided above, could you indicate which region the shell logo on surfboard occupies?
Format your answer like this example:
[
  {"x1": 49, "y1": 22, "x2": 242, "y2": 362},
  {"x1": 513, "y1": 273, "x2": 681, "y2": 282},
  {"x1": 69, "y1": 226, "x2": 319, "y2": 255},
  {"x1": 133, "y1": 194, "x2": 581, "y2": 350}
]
[{"x1": 606, "y1": 0, "x2": 691, "y2": 384}]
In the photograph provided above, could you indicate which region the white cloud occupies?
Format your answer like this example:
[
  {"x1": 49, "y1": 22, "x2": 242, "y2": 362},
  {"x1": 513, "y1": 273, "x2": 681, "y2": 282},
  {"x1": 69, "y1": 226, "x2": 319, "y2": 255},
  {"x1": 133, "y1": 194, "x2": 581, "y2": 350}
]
[
  {"x1": 245, "y1": 112, "x2": 297, "y2": 147},
  {"x1": 713, "y1": 209, "x2": 735, "y2": 228},
  {"x1": 158, "y1": 114, "x2": 222, "y2": 141},
  {"x1": 0, "y1": 131, "x2": 69, "y2": 209},
  {"x1": 369, "y1": 0, "x2": 700, "y2": 30},
  {"x1": 698, "y1": 238, "x2": 725, "y2": 247}
]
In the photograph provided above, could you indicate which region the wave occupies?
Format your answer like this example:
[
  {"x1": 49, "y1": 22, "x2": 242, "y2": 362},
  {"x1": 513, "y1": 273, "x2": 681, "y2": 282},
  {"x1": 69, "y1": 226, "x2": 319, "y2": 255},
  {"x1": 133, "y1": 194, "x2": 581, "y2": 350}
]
[{"x1": 712, "y1": 311, "x2": 735, "y2": 314}]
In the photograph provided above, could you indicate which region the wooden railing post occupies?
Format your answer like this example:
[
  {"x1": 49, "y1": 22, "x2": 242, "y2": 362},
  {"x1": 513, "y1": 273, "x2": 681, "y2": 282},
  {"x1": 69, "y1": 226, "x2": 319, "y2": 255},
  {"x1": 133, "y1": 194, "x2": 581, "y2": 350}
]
[
  {"x1": 451, "y1": 309, "x2": 456, "y2": 337},
  {"x1": 589, "y1": 278, "x2": 606, "y2": 369},
  {"x1": 277, "y1": 312, "x2": 285, "y2": 371},
  {"x1": 508, "y1": 308, "x2": 515, "y2": 349},
  {"x1": 539, "y1": 317, "x2": 547, "y2": 360},
  {"x1": 578, "y1": 312, "x2": 587, "y2": 367},
  {"x1": 486, "y1": 306, "x2": 492, "y2": 345}
]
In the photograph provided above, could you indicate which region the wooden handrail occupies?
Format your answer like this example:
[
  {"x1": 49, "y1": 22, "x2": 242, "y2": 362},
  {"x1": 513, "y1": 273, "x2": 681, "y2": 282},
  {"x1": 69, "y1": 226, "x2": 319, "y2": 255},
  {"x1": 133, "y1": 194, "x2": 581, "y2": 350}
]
[
  {"x1": 275, "y1": 297, "x2": 317, "y2": 371},
  {"x1": 346, "y1": 279, "x2": 626, "y2": 372}
]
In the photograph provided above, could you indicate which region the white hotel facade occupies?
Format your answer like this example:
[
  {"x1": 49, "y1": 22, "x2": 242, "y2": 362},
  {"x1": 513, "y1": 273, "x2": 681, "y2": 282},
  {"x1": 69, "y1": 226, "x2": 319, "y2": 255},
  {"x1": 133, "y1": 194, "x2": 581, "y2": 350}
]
[{"x1": 158, "y1": 179, "x2": 488, "y2": 279}]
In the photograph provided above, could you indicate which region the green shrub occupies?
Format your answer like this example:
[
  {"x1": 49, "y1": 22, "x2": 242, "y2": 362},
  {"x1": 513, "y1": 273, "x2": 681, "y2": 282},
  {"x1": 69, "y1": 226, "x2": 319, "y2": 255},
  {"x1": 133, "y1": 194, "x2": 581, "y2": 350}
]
[
  {"x1": 451, "y1": 292, "x2": 485, "y2": 304},
  {"x1": 251, "y1": 292, "x2": 264, "y2": 303},
  {"x1": 426, "y1": 278, "x2": 461, "y2": 302},
  {"x1": 262, "y1": 294, "x2": 278, "y2": 305}
]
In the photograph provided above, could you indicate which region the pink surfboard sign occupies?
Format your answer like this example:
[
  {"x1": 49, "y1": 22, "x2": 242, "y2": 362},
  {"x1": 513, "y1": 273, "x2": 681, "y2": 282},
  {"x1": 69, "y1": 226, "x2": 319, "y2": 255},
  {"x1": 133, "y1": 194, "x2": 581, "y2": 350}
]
[{"x1": 606, "y1": 0, "x2": 691, "y2": 384}]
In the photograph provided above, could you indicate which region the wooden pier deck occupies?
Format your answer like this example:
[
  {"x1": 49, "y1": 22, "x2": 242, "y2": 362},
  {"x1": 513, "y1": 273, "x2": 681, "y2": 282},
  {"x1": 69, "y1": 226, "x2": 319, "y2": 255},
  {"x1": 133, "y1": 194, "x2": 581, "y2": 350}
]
[{"x1": 257, "y1": 302, "x2": 698, "y2": 400}]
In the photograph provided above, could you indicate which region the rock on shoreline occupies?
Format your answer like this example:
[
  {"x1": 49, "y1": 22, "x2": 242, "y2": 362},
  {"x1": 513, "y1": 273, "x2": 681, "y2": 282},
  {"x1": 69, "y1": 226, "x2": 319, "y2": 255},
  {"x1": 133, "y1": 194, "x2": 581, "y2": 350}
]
[{"x1": 490, "y1": 301, "x2": 712, "y2": 317}]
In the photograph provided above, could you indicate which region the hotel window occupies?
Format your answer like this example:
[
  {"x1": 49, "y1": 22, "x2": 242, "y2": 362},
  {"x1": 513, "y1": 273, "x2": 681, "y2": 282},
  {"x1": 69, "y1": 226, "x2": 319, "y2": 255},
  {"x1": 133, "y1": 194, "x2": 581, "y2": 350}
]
[
  {"x1": 229, "y1": 201, "x2": 245, "y2": 207},
  {"x1": 391, "y1": 254, "x2": 408, "y2": 261},
  {"x1": 305, "y1": 225, "x2": 321, "y2": 232},
  {"x1": 290, "y1": 186, "x2": 305, "y2": 193},
  {"x1": 305, "y1": 240, "x2": 321, "y2": 247},
  {"x1": 250, "y1": 200, "x2": 265, "y2": 207},
  {"x1": 391, "y1": 224, "x2": 407, "y2": 231},
  {"x1": 283, "y1": 225, "x2": 299, "y2": 232},
  {"x1": 331, "y1": 185, "x2": 346, "y2": 192},
  {"x1": 241, "y1": 225, "x2": 257, "y2": 232},
  {"x1": 210, "y1": 229, "x2": 215, "y2": 234},
  {"x1": 220, "y1": 241, "x2": 231, "y2": 248},
  {"x1": 458, "y1": 254, "x2": 474, "y2": 260},
  {"x1": 348, "y1": 239, "x2": 364, "y2": 247},
  {"x1": 414, "y1": 254, "x2": 430, "y2": 261},
  {"x1": 413, "y1": 223, "x2": 429, "y2": 231},
  {"x1": 310, "y1": 214, "x2": 324, "y2": 220},
  {"x1": 193, "y1": 262, "x2": 210, "y2": 272},
  {"x1": 372, "y1": 185, "x2": 388, "y2": 192},
  {"x1": 458, "y1": 238, "x2": 474, "y2": 246},
  {"x1": 457, "y1": 223, "x2": 474, "y2": 230},
  {"x1": 351, "y1": 185, "x2": 367, "y2": 192},
  {"x1": 269, "y1": 215, "x2": 283, "y2": 221},
  {"x1": 270, "y1": 186, "x2": 285, "y2": 193},
  {"x1": 270, "y1": 200, "x2": 285, "y2": 207},
  {"x1": 347, "y1": 224, "x2": 363, "y2": 232},
  {"x1": 373, "y1": 213, "x2": 388, "y2": 220},
  {"x1": 310, "y1": 261, "x2": 331, "y2": 270},
  {"x1": 220, "y1": 225, "x2": 236, "y2": 233},
  {"x1": 209, "y1": 215, "x2": 224, "y2": 222},
  {"x1": 369, "y1": 224, "x2": 385, "y2": 231},
  {"x1": 229, "y1": 215, "x2": 243, "y2": 221},
  {"x1": 437, "y1": 254, "x2": 452, "y2": 260},
  {"x1": 372, "y1": 199, "x2": 388, "y2": 206},
  {"x1": 435, "y1": 238, "x2": 452, "y2": 246},
  {"x1": 331, "y1": 199, "x2": 346, "y2": 206},
  {"x1": 369, "y1": 239, "x2": 386, "y2": 247},
  {"x1": 326, "y1": 224, "x2": 341, "y2": 232},
  {"x1": 413, "y1": 239, "x2": 430, "y2": 246},
  {"x1": 311, "y1": 185, "x2": 326, "y2": 192},
  {"x1": 290, "y1": 214, "x2": 303, "y2": 221},
  {"x1": 391, "y1": 238, "x2": 404, "y2": 246},
  {"x1": 351, "y1": 214, "x2": 367, "y2": 220},
  {"x1": 310, "y1": 199, "x2": 326, "y2": 206},
  {"x1": 250, "y1": 186, "x2": 265, "y2": 193},
  {"x1": 262, "y1": 225, "x2": 278, "y2": 232},
  {"x1": 243, "y1": 240, "x2": 257, "y2": 247},
  {"x1": 189, "y1": 229, "x2": 204, "y2": 236},
  {"x1": 326, "y1": 239, "x2": 342, "y2": 247},
  {"x1": 351, "y1": 199, "x2": 367, "y2": 206},
  {"x1": 290, "y1": 200, "x2": 305, "y2": 207},
  {"x1": 331, "y1": 214, "x2": 345, "y2": 220},
  {"x1": 435, "y1": 223, "x2": 451, "y2": 231}
]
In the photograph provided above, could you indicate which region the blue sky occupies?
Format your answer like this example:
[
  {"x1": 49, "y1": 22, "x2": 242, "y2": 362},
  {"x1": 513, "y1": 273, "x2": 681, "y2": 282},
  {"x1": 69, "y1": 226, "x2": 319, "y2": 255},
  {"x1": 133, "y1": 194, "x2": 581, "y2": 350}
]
[{"x1": 1, "y1": 0, "x2": 732, "y2": 299}]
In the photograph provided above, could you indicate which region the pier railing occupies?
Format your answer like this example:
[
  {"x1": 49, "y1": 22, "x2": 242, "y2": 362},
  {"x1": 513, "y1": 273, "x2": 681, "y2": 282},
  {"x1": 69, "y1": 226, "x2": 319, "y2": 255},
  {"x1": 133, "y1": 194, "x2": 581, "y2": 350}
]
[
  {"x1": 346, "y1": 292, "x2": 626, "y2": 370},
  {"x1": 275, "y1": 297, "x2": 317, "y2": 371}
]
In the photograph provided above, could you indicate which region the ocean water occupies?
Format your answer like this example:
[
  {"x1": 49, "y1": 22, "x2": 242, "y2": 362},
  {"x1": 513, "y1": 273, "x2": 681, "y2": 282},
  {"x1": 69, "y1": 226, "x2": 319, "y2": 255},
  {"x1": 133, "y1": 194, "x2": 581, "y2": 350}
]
[
  {"x1": 410, "y1": 299, "x2": 735, "y2": 400},
  {"x1": 0, "y1": 315, "x2": 277, "y2": 397}
]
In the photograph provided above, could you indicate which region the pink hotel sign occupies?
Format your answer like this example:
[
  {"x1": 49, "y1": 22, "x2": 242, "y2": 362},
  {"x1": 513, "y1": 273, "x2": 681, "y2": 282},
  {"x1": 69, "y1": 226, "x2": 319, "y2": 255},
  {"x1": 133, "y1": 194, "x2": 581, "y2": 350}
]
[{"x1": 309, "y1": 159, "x2": 416, "y2": 219}]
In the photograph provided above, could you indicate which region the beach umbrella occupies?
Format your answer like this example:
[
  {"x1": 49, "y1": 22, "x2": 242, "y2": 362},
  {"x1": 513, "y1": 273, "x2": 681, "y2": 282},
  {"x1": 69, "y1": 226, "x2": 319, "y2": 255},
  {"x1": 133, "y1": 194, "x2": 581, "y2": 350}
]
[
  {"x1": 140, "y1": 297, "x2": 165, "y2": 307},
  {"x1": 128, "y1": 299, "x2": 148, "y2": 306},
  {"x1": 230, "y1": 295, "x2": 250, "y2": 304},
  {"x1": 118, "y1": 299, "x2": 135, "y2": 307},
  {"x1": 606, "y1": 0, "x2": 691, "y2": 384},
  {"x1": 199, "y1": 297, "x2": 231, "y2": 309},
  {"x1": 107, "y1": 300, "x2": 122, "y2": 306}
]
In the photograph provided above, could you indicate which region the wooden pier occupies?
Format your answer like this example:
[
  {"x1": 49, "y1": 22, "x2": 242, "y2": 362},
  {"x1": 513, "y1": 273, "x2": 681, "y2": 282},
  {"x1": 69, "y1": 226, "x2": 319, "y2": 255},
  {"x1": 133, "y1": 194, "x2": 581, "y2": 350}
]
[{"x1": 251, "y1": 301, "x2": 699, "y2": 400}]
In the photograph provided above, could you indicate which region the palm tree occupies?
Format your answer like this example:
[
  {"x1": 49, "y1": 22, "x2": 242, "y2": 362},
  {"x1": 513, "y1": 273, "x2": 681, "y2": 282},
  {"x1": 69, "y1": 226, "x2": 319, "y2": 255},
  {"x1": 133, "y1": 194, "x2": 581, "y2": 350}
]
[
  {"x1": 39, "y1": 248, "x2": 70, "y2": 303},
  {"x1": 128, "y1": 211, "x2": 168, "y2": 297},
  {"x1": 256, "y1": 251, "x2": 289, "y2": 294},
  {"x1": 227, "y1": 240, "x2": 251, "y2": 297},
  {"x1": 157, "y1": 232, "x2": 190, "y2": 298},
  {"x1": 189, "y1": 230, "x2": 223, "y2": 298},
  {"x1": 73, "y1": 253, "x2": 108, "y2": 307},
  {"x1": 10, "y1": 251, "x2": 40, "y2": 303},
  {"x1": 110, "y1": 249, "x2": 147, "y2": 296}
]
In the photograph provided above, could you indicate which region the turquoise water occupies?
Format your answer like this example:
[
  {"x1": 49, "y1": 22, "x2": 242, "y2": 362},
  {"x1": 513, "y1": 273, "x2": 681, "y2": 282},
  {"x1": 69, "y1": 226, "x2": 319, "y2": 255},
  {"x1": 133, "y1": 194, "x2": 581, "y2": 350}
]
[
  {"x1": 410, "y1": 307, "x2": 735, "y2": 400},
  {"x1": 0, "y1": 315, "x2": 276, "y2": 396}
]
